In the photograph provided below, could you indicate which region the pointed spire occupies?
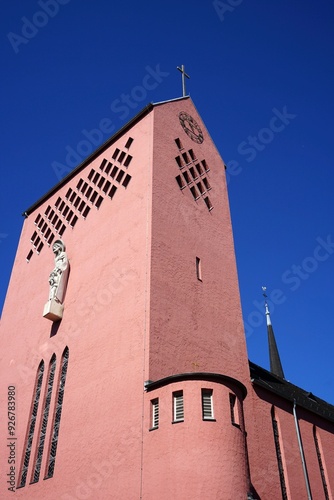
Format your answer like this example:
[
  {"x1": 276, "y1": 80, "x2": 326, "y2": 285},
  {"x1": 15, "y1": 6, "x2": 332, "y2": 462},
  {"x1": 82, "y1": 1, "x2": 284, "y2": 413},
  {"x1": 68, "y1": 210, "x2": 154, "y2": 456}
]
[{"x1": 262, "y1": 287, "x2": 285, "y2": 379}]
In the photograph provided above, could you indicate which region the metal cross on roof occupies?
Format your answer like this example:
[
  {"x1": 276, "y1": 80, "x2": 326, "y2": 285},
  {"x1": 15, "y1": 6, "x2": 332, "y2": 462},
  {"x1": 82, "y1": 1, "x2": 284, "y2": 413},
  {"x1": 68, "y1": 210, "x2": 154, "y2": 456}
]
[{"x1": 177, "y1": 65, "x2": 190, "y2": 97}]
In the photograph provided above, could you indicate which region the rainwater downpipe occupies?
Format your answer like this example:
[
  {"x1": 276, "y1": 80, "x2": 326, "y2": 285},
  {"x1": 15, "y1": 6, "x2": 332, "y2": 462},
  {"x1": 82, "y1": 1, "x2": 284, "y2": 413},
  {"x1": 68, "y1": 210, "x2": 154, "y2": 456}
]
[{"x1": 293, "y1": 399, "x2": 312, "y2": 500}]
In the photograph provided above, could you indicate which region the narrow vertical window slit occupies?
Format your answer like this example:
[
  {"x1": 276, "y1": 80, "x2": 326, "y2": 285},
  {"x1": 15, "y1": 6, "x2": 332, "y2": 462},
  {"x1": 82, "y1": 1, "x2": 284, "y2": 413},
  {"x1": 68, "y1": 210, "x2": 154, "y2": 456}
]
[
  {"x1": 45, "y1": 348, "x2": 69, "y2": 479},
  {"x1": 18, "y1": 361, "x2": 45, "y2": 488},
  {"x1": 31, "y1": 355, "x2": 57, "y2": 484}
]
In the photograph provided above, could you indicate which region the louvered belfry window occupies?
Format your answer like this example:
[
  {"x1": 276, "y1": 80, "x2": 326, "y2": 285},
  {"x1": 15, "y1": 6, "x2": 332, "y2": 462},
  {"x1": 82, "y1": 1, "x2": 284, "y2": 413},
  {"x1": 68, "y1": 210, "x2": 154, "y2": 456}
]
[
  {"x1": 173, "y1": 391, "x2": 184, "y2": 422},
  {"x1": 45, "y1": 347, "x2": 69, "y2": 479},
  {"x1": 202, "y1": 389, "x2": 214, "y2": 420},
  {"x1": 151, "y1": 399, "x2": 159, "y2": 429},
  {"x1": 18, "y1": 361, "x2": 45, "y2": 488}
]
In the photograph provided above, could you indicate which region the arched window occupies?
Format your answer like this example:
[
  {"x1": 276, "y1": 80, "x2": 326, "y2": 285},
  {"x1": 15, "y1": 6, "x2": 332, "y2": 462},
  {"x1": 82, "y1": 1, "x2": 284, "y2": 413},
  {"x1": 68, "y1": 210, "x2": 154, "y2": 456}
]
[
  {"x1": 313, "y1": 426, "x2": 330, "y2": 500},
  {"x1": 18, "y1": 361, "x2": 45, "y2": 488},
  {"x1": 271, "y1": 406, "x2": 288, "y2": 500},
  {"x1": 45, "y1": 347, "x2": 69, "y2": 479},
  {"x1": 31, "y1": 354, "x2": 57, "y2": 483}
]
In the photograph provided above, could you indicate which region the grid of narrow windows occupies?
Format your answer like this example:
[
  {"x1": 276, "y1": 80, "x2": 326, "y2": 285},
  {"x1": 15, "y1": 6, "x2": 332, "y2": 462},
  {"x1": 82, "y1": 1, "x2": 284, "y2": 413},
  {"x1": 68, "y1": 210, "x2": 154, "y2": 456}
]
[
  {"x1": 18, "y1": 362, "x2": 45, "y2": 488},
  {"x1": 202, "y1": 389, "x2": 214, "y2": 420},
  {"x1": 27, "y1": 137, "x2": 134, "y2": 261},
  {"x1": 45, "y1": 347, "x2": 69, "y2": 479},
  {"x1": 173, "y1": 391, "x2": 184, "y2": 422},
  {"x1": 313, "y1": 426, "x2": 330, "y2": 500},
  {"x1": 174, "y1": 143, "x2": 213, "y2": 211},
  {"x1": 31, "y1": 355, "x2": 57, "y2": 484},
  {"x1": 151, "y1": 399, "x2": 159, "y2": 429},
  {"x1": 271, "y1": 407, "x2": 288, "y2": 500}
]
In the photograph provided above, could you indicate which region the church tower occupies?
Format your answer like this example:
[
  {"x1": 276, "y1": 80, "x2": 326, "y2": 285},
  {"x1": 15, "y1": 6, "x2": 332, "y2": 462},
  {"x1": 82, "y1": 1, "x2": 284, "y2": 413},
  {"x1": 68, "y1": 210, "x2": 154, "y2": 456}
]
[{"x1": 0, "y1": 96, "x2": 251, "y2": 499}]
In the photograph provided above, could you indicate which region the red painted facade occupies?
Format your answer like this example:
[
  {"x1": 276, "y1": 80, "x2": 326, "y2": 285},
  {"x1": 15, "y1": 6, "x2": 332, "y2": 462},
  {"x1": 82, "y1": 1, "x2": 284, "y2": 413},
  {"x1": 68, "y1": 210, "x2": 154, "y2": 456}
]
[{"x1": 0, "y1": 97, "x2": 333, "y2": 499}]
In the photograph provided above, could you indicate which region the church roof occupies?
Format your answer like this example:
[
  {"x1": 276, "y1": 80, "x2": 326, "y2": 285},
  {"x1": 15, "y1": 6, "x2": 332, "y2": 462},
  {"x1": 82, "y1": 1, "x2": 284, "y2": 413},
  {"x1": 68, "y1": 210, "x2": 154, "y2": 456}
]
[{"x1": 249, "y1": 361, "x2": 334, "y2": 424}]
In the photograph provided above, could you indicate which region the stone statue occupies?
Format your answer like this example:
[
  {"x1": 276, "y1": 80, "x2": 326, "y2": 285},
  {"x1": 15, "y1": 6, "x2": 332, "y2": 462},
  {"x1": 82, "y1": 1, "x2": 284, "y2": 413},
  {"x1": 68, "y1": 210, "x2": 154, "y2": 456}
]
[
  {"x1": 48, "y1": 239, "x2": 70, "y2": 303},
  {"x1": 43, "y1": 239, "x2": 70, "y2": 321}
]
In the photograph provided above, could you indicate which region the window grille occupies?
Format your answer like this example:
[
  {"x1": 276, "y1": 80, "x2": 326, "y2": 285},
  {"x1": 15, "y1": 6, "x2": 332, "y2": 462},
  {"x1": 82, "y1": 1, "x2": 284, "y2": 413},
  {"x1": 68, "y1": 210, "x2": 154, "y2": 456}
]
[
  {"x1": 45, "y1": 347, "x2": 69, "y2": 479},
  {"x1": 18, "y1": 361, "x2": 45, "y2": 488},
  {"x1": 202, "y1": 389, "x2": 213, "y2": 420},
  {"x1": 173, "y1": 391, "x2": 184, "y2": 422},
  {"x1": 31, "y1": 355, "x2": 56, "y2": 483}
]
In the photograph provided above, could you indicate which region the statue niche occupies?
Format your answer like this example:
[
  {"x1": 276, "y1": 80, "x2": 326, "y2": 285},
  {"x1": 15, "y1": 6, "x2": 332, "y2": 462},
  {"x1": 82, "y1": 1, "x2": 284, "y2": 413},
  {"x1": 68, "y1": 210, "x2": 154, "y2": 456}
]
[{"x1": 43, "y1": 239, "x2": 70, "y2": 322}]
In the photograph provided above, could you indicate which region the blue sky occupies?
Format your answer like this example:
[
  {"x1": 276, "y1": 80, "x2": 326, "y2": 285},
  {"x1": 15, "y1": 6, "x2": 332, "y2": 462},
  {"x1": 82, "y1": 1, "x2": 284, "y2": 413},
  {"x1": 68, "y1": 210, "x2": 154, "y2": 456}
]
[{"x1": 1, "y1": 0, "x2": 334, "y2": 404}]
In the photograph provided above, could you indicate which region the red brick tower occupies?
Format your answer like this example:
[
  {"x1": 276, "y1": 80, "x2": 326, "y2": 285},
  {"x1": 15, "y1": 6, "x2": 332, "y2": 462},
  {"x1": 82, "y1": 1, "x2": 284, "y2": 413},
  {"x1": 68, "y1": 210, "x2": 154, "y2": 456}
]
[{"x1": 0, "y1": 97, "x2": 250, "y2": 499}]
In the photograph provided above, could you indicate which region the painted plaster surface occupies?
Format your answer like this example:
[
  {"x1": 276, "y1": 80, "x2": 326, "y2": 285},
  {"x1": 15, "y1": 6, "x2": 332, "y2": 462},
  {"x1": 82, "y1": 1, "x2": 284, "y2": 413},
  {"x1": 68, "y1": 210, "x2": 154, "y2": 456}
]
[
  {"x1": 0, "y1": 98, "x2": 333, "y2": 499},
  {"x1": 149, "y1": 99, "x2": 250, "y2": 387}
]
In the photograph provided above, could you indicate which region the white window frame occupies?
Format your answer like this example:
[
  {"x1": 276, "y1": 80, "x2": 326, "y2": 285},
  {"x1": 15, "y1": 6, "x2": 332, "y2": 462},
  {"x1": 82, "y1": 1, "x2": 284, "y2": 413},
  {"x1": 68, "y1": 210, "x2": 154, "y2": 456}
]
[
  {"x1": 173, "y1": 391, "x2": 184, "y2": 422},
  {"x1": 151, "y1": 398, "x2": 159, "y2": 429},
  {"x1": 202, "y1": 389, "x2": 214, "y2": 420}
]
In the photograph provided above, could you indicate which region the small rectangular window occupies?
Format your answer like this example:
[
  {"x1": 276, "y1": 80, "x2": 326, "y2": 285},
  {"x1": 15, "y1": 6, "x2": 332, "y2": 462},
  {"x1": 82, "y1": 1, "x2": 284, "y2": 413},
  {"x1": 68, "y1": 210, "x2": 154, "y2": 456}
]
[
  {"x1": 176, "y1": 175, "x2": 185, "y2": 190},
  {"x1": 125, "y1": 137, "x2": 134, "y2": 149},
  {"x1": 202, "y1": 389, "x2": 214, "y2": 420},
  {"x1": 175, "y1": 138, "x2": 183, "y2": 150},
  {"x1": 123, "y1": 154, "x2": 132, "y2": 167},
  {"x1": 108, "y1": 185, "x2": 117, "y2": 200},
  {"x1": 97, "y1": 176, "x2": 105, "y2": 189},
  {"x1": 92, "y1": 172, "x2": 100, "y2": 185},
  {"x1": 110, "y1": 166, "x2": 119, "y2": 179},
  {"x1": 190, "y1": 186, "x2": 199, "y2": 200},
  {"x1": 196, "y1": 182, "x2": 204, "y2": 195},
  {"x1": 173, "y1": 391, "x2": 184, "y2": 422},
  {"x1": 229, "y1": 393, "x2": 240, "y2": 427},
  {"x1": 116, "y1": 170, "x2": 125, "y2": 183},
  {"x1": 175, "y1": 156, "x2": 183, "y2": 169},
  {"x1": 196, "y1": 257, "x2": 202, "y2": 281},
  {"x1": 26, "y1": 250, "x2": 33, "y2": 262},
  {"x1": 102, "y1": 180, "x2": 111, "y2": 194},
  {"x1": 182, "y1": 152, "x2": 189, "y2": 164},
  {"x1": 202, "y1": 177, "x2": 211, "y2": 191},
  {"x1": 122, "y1": 174, "x2": 131, "y2": 188},
  {"x1": 112, "y1": 148, "x2": 120, "y2": 160},
  {"x1": 189, "y1": 149, "x2": 196, "y2": 161},
  {"x1": 48, "y1": 233, "x2": 55, "y2": 245},
  {"x1": 204, "y1": 196, "x2": 213, "y2": 211},
  {"x1": 99, "y1": 158, "x2": 107, "y2": 171},
  {"x1": 195, "y1": 163, "x2": 203, "y2": 176},
  {"x1": 189, "y1": 166, "x2": 197, "y2": 180},
  {"x1": 151, "y1": 399, "x2": 159, "y2": 429},
  {"x1": 118, "y1": 151, "x2": 126, "y2": 164},
  {"x1": 105, "y1": 162, "x2": 112, "y2": 175}
]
